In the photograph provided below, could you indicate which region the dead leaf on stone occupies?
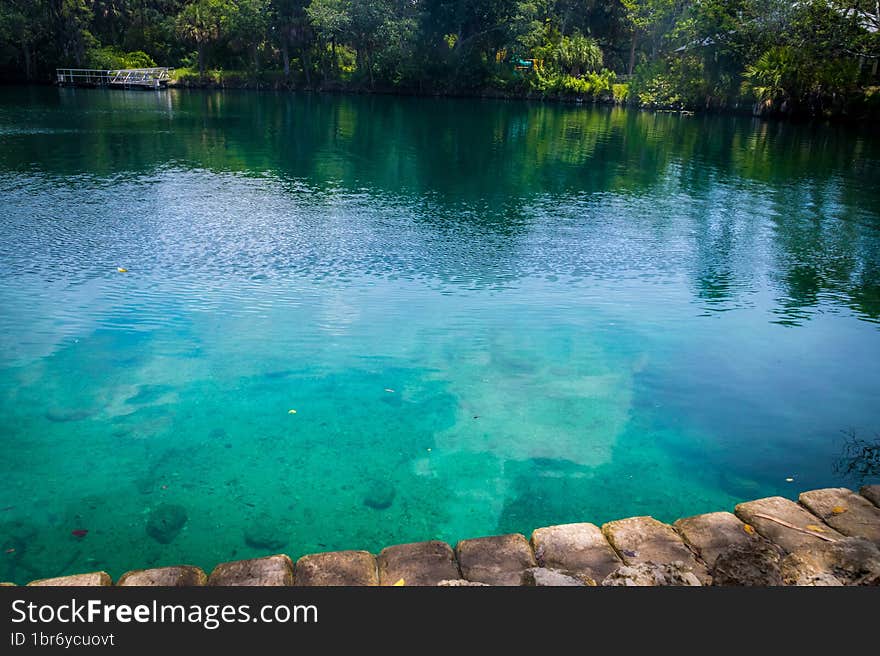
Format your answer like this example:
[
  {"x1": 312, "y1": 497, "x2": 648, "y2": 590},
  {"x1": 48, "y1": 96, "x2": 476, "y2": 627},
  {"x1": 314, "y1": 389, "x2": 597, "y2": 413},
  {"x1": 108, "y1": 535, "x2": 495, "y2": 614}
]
[
  {"x1": 393, "y1": 578, "x2": 405, "y2": 586},
  {"x1": 806, "y1": 525, "x2": 826, "y2": 533},
  {"x1": 743, "y1": 524, "x2": 756, "y2": 535},
  {"x1": 831, "y1": 506, "x2": 847, "y2": 515}
]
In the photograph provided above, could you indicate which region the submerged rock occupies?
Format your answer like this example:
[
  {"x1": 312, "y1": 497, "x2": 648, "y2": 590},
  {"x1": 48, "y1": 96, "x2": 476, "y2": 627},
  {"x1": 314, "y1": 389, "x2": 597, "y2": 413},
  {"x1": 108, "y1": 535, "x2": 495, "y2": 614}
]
[
  {"x1": 244, "y1": 515, "x2": 288, "y2": 551},
  {"x1": 711, "y1": 541, "x2": 784, "y2": 586},
  {"x1": 363, "y1": 479, "x2": 396, "y2": 510},
  {"x1": 601, "y1": 562, "x2": 702, "y2": 586},
  {"x1": 0, "y1": 520, "x2": 38, "y2": 580},
  {"x1": 146, "y1": 503, "x2": 187, "y2": 544},
  {"x1": 45, "y1": 408, "x2": 95, "y2": 423},
  {"x1": 125, "y1": 384, "x2": 173, "y2": 406}
]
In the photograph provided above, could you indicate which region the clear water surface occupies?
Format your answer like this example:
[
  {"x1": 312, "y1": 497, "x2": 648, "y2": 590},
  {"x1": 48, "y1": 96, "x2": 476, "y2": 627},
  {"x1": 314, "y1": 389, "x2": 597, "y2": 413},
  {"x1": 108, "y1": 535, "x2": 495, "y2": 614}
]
[{"x1": 1, "y1": 87, "x2": 878, "y2": 583}]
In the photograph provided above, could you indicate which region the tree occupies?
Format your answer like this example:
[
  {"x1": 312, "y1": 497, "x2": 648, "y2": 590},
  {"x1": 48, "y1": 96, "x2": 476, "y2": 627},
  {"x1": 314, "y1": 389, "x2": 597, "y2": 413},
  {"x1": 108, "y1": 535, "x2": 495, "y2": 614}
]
[
  {"x1": 271, "y1": 0, "x2": 313, "y2": 82},
  {"x1": 0, "y1": 0, "x2": 43, "y2": 80},
  {"x1": 832, "y1": 0, "x2": 880, "y2": 34},
  {"x1": 554, "y1": 31, "x2": 602, "y2": 76},
  {"x1": 346, "y1": 0, "x2": 389, "y2": 88},
  {"x1": 175, "y1": 0, "x2": 228, "y2": 76},
  {"x1": 740, "y1": 1, "x2": 865, "y2": 115},
  {"x1": 306, "y1": 0, "x2": 350, "y2": 81},
  {"x1": 620, "y1": 0, "x2": 676, "y2": 74},
  {"x1": 50, "y1": 0, "x2": 95, "y2": 67},
  {"x1": 229, "y1": 0, "x2": 268, "y2": 71},
  {"x1": 0, "y1": 0, "x2": 876, "y2": 113}
]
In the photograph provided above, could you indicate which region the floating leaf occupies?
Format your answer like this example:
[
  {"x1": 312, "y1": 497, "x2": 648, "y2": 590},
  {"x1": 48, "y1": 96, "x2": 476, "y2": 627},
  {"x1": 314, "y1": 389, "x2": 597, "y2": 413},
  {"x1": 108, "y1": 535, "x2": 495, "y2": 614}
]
[
  {"x1": 384, "y1": 388, "x2": 395, "y2": 393},
  {"x1": 831, "y1": 506, "x2": 847, "y2": 515},
  {"x1": 743, "y1": 524, "x2": 756, "y2": 535},
  {"x1": 117, "y1": 267, "x2": 128, "y2": 273},
  {"x1": 288, "y1": 409, "x2": 297, "y2": 415},
  {"x1": 785, "y1": 477, "x2": 794, "y2": 482},
  {"x1": 393, "y1": 578, "x2": 405, "y2": 586}
]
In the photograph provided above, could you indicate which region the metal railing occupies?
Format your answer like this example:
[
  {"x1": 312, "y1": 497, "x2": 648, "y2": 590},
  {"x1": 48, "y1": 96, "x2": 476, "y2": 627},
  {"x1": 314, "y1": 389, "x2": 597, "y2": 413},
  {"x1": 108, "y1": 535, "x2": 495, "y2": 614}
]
[{"x1": 56, "y1": 68, "x2": 174, "y2": 88}]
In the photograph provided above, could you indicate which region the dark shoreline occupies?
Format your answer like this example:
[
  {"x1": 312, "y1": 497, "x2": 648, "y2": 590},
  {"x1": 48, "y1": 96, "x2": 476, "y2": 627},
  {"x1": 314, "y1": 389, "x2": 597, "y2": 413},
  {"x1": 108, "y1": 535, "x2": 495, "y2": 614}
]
[{"x1": 4, "y1": 78, "x2": 877, "y2": 124}]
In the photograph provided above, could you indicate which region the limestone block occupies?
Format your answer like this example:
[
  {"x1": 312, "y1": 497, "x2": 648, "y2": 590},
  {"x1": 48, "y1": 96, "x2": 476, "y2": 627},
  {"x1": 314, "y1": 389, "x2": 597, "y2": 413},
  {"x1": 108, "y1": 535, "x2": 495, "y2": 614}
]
[
  {"x1": 799, "y1": 488, "x2": 880, "y2": 546},
  {"x1": 861, "y1": 485, "x2": 880, "y2": 508},
  {"x1": 531, "y1": 523, "x2": 621, "y2": 581},
  {"x1": 674, "y1": 511, "x2": 756, "y2": 567},
  {"x1": 377, "y1": 541, "x2": 459, "y2": 586},
  {"x1": 780, "y1": 537, "x2": 880, "y2": 586},
  {"x1": 208, "y1": 555, "x2": 293, "y2": 586},
  {"x1": 601, "y1": 563, "x2": 701, "y2": 586},
  {"x1": 28, "y1": 572, "x2": 112, "y2": 586},
  {"x1": 436, "y1": 579, "x2": 489, "y2": 586},
  {"x1": 602, "y1": 516, "x2": 709, "y2": 583},
  {"x1": 295, "y1": 550, "x2": 378, "y2": 586},
  {"x1": 456, "y1": 534, "x2": 536, "y2": 586},
  {"x1": 710, "y1": 542, "x2": 784, "y2": 586},
  {"x1": 734, "y1": 497, "x2": 843, "y2": 553},
  {"x1": 117, "y1": 565, "x2": 207, "y2": 586},
  {"x1": 520, "y1": 568, "x2": 595, "y2": 586}
]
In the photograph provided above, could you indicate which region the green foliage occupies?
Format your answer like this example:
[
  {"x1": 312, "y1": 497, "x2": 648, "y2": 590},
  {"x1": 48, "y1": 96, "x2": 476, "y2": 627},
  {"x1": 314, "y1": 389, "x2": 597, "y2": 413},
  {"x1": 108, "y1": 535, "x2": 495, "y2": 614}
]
[
  {"x1": 306, "y1": 0, "x2": 351, "y2": 42},
  {"x1": 628, "y1": 55, "x2": 709, "y2": 108},
  {"x1": 175, "y1": 0, "x2": 230, "y2": 75},
  {"x1": 227, "y1": 0, "x2": 269, "y2": 71},
  {"x1": 534, "y1": 67, "x2": 617, "y2": 100},
  {"x1": 629, "y1": 60, "x2": 682, "y2": 107},
  {"x1": 744, "y1": 45, "x2": 860, "y2": 115},
  {"x1": 86, "y1": 46, "x2": 156, "y2": 70},
  {"x1": 743, "y1": 47, "x2": 800, "y2": 106},
  {"x1": 0, "y1": 0, "x2": 877, "y2": 117},
  {"x1": 552, "y1": 32, "x2": 602, "y2": 77}
]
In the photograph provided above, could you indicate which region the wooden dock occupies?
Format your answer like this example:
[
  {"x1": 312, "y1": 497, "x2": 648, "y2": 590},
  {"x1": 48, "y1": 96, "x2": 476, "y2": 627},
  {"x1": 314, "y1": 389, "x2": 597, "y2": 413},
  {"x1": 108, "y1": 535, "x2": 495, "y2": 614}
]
[{"x1": 56, "y1": 67, "x2": 173, "y2": 89}]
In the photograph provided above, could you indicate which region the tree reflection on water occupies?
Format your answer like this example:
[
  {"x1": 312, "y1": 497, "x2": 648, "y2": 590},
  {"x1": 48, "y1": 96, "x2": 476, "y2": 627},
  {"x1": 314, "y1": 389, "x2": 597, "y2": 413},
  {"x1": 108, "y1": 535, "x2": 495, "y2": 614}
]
[{"x1": 834, "y1": 430, "x2": 880, "y2": 483}]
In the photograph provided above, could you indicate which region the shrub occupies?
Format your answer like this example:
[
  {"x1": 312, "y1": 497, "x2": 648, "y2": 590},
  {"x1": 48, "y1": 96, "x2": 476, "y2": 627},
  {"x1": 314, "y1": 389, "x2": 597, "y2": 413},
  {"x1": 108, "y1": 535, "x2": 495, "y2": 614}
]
[
  {"x1": 628, "y1": 56, "x2": 706, "y2": 109},
  {"x1": 86, "y1": 46, "x2": 156, "y2": 70},
  {"x1": 553, "y1": 33, "x2": 603, "y2": 77},
  {"x1": 744, "y1": 46, "x2": 860, "y2": 115},
  {"x1": 532, "y1": 67, "x2": 616, "y2": 100}
]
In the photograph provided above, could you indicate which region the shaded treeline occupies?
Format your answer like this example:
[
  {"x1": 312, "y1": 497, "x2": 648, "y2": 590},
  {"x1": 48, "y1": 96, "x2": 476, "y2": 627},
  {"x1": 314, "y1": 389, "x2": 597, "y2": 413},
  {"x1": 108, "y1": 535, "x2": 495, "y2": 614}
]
[{"x1": 1, "y1": 1, "x2": 879, "y2": 115}]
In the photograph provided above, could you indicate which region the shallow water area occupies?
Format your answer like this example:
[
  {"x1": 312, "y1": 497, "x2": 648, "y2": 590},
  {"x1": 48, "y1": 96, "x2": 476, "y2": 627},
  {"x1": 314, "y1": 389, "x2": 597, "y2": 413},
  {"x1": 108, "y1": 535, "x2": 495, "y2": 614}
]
[{"x1": 0, "y1": 87, "x2": 878, "y2": 583}]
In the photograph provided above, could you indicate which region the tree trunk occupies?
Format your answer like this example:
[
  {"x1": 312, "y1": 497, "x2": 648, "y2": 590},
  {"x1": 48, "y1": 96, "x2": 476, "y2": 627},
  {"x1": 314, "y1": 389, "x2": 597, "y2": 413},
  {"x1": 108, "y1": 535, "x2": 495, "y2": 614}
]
[
  {"x1": 252, "y1": 43, "x2": 259, "y2": 73},
  {"x1": 628, "y1": 33, "x2": 637, "y2": 76},
  {"x1": 331, "y1": 38, "x2": 338, "y2": 75},
  {"x1": 198, "y1": 42, "x2": 206, "y2": 77},
  {"x1": 281, "y1": 36, "x2": 290, "y2": 78},
  {"x1": 22, "y1": 39, "x2": 31, "y2": 81},
  {"x1": 321, "y1": 39, "x2": 329, "y2": 83},
  {"x1": 302, "y1": 47, "x2": 312, "y2": 87}
]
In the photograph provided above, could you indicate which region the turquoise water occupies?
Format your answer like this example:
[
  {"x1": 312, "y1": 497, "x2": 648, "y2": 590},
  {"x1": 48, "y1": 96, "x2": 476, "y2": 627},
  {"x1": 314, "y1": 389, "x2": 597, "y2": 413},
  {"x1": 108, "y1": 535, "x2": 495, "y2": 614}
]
[{"x1": 1, "y1": 87, "x2": 879, "y2": 583}]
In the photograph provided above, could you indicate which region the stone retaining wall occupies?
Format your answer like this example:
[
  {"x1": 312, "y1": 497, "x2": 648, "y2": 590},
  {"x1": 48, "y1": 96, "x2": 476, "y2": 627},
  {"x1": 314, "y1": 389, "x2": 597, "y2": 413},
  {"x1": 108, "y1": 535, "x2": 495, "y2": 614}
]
[{"x1": 9, "y1": 485, "x2": 880, "y2": 587}]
